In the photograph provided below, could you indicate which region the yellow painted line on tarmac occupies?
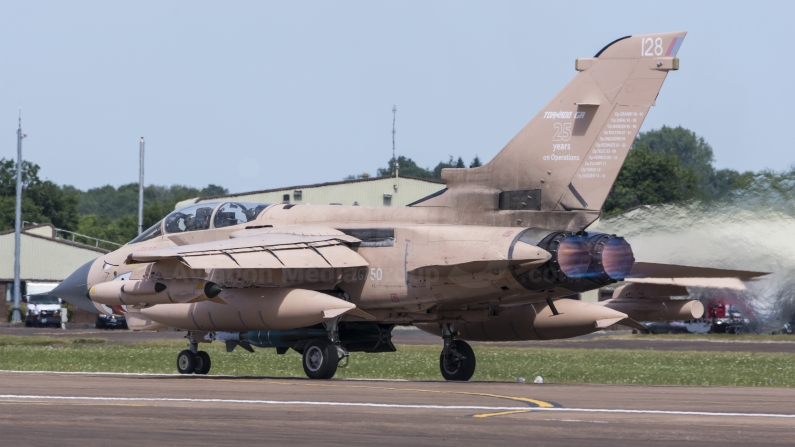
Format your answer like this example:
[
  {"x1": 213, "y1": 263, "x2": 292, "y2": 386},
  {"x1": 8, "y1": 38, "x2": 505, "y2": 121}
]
[
  {"x1": 458, "y1": 392, "x2": 553, "y2": 408},
  {"x1": 3, "y1": 394, "x2": 795, "y2": 420},
  {"x1": 262, "y1": 381, "x2": 555, "y2": 408},
  {"x1": 326, "y1": 384, "x2": 555, "y2": 408},
  {"x1": 211, "y1": 379, "x2": 557, "y2": 409},
  {"x1": 0, "y1": 371, "x2": 556, "y2": 409},
  {"x1": 473, "y1": 409, "x2": 532, "y2": 418}
]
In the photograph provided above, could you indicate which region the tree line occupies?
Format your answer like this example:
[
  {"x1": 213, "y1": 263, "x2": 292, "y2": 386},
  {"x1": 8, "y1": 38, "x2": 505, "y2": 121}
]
[
  {"x1": 603, "y1": 126, "x2": 758, "y2": 215},
  {"x1": 351, "y1": 126, "x2": 782, "y2": 216},
  {"x1": 345, "y1": 155, "x2": 482, "y2": 180},
  {"x1": 2, "y1": 126, "x2": 791, "y2": 247},
  {"x1": 0, "y1": 160, "x2": 226, "y2": 248}
]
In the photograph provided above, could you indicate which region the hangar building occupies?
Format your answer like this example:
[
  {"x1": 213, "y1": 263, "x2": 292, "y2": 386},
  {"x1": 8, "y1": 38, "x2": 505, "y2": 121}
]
[
  {"x1": 175, "y1": 174, "x2": 446, "y2": 208},
  {"x1": 0, "y1": 224, "x2": 108, "y2": 323}
]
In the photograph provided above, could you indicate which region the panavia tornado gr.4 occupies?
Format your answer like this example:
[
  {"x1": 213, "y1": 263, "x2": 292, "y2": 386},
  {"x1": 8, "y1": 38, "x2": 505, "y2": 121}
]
[{"x1": 52, "y1": 31, "x2": 766, "y2": 380}]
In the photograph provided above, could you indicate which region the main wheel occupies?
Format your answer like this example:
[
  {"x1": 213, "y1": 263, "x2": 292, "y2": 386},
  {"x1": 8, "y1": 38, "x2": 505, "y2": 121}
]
[
  {"x1": 194, "y1": 351, "x2": 211, "y2": 375},
  {"x1": 440, "y1": 340, "x2": 476, "y2": 381},
  {"x1": 177, "y1": 350, "x2": 196, "y2": 374},
  {"x1": 302, "y1": 339, "x2": 339, "y2": 380}
]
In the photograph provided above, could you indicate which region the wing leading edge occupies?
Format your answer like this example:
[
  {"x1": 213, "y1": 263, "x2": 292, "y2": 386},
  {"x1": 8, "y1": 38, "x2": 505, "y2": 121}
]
[{"x1": 127, "y1": 231, "x2": 368, "y2": 270}]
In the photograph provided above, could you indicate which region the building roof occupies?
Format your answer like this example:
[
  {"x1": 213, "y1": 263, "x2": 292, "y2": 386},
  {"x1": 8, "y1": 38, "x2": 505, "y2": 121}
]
[
  {"x1": 194, "y1": 174, "x2": 444, "y2": 203},
  {"x1": 0, "y1": 224, "x2": 109, "y2": 255},
  {"x1": 175, "y1": 174, "x2": 447, "y2": 209},
  {"x1": 0, "y1": 223, "x2": 108, "y2": 282}
]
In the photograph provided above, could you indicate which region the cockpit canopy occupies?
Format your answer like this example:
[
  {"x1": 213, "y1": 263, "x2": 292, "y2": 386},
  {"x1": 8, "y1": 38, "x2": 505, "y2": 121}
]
[
  {"x1": 128, "y1": 201, "x2": 271, "y2": 244},
  {"x1": 165, "y1": 202, "x2": 218, "y2": 234},
  {"x1": 213, "y1": 202, "x2": 271, "y2": 229}
]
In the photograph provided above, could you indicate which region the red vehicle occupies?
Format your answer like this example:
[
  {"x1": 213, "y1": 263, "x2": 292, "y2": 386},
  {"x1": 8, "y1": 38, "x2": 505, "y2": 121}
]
[{"x1": 707, "y1": 302, "x2": 749, "y2": 334}]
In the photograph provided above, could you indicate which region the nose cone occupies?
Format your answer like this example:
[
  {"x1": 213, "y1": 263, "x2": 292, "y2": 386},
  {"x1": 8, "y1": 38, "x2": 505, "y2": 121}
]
[{"x1": 50, "y1": 259, "x2": 99, "y2": 313}]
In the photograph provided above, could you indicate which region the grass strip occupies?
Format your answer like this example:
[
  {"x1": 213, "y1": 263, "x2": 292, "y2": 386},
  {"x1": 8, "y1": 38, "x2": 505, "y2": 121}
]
[
  {"x1": 0, "y1": 335, "x2": 106, "y2": 346},
  {"x1": 0, "y1": 341, "x2": 793, "y2": 387}
]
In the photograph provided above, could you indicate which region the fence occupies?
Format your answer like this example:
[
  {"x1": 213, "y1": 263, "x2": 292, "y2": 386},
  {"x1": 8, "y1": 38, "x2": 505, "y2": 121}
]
[{"x1": 23, "y1": 221, "x2": 123, "y2": 250}]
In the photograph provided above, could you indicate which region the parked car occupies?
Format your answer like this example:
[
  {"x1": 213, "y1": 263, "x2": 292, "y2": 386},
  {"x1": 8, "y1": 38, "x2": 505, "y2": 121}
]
[{"x1": 95, "y1": 314, "x2": 128, "y2": 330}]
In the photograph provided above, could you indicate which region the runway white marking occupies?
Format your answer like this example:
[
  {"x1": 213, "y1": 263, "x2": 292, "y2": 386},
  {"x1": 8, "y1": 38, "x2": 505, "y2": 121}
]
[{"x1": 0, "y1": 394, "x2": 793, "y2": 419}]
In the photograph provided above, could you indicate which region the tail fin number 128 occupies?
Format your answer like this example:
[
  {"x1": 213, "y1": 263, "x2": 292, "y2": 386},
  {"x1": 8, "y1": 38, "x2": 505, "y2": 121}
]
[{"x1": 642, "y1": 37, "x2": 663, "y2": 56}]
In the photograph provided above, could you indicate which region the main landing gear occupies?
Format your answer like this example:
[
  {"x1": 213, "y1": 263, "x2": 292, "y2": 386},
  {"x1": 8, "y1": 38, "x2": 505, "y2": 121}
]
[
  {"x1": 177, "y1": 332, "x2": 212, "y2": 375},
  {"x1": 439, "y1": 323, "x2": 476, "y2": 381},
  {"x1": 302, "y1": 317, "x2": 349, "y2": 380},
  {"x1": 170, "y1": 325, "x2": 475, "y2": 381},
  {"x1": 302, "y1": 338, "x2": 340, "y2": 379}
]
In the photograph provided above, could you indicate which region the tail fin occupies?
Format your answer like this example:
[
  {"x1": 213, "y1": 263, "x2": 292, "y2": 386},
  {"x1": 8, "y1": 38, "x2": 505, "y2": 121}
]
[{"x1": 415, "y1": 32, "x2": 686, "y2": 225}]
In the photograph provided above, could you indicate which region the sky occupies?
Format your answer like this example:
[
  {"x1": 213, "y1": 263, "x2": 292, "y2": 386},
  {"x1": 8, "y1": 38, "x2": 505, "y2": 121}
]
[{"x1": 1, "y1": 1, "x2": 793, "y2": 194}]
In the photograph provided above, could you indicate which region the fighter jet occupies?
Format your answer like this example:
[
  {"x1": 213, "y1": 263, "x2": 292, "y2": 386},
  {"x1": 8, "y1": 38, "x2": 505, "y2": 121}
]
[{"x1": 52, "y1": 31, "x2": 766, "y2": 380}]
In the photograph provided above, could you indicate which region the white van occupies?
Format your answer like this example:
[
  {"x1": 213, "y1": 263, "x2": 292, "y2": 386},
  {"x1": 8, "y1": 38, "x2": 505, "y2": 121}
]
[{"x1": 25, "y1": 282, "x2": 66, "y2": 328}]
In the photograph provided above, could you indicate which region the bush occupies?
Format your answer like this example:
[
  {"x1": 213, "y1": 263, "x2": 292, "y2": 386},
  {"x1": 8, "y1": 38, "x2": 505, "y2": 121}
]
[{"x1": 6, "y1": 303, "x2": 27, "y2": 322}]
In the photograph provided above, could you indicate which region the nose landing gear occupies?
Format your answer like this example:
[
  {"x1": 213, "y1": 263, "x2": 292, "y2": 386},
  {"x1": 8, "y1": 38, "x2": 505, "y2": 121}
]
[
  {"x1": 439, "y1": 323, "x2": 476, "y2": 381},
  {"x1": 177, "y1": 331, "x2": 212, "y2": 375}
]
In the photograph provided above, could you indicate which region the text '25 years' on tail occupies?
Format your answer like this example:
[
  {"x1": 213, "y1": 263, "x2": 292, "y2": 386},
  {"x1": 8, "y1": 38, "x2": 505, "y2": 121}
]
[{"x1": 412, "y1": 32, "x2": 686, "y2": 230}]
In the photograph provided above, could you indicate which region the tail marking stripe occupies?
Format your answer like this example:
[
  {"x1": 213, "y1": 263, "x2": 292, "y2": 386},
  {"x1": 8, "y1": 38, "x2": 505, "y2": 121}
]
[{"x1": 665, "y1": 37, "x2": 682, "y2": 56}]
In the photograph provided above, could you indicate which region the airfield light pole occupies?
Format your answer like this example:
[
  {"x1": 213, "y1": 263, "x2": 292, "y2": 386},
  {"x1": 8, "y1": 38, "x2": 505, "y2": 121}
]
[
  {"x1": 391, "y1": 105, "x2": 397, "y2": 177},
  {"x1": 12, "y1": 112, "x2": 27, "y2": 323},
  {"x1": 138, "y1": 137, "x2": 144, "y2": 235}
]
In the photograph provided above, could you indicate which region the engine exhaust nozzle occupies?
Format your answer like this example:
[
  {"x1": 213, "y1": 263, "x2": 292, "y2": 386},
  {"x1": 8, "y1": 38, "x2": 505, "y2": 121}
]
[
  {"x1": 544, "y1": 233, "x2": 591, "y2": 280},
  {"x1": 584, "y1": 233, "x2": 635, "y2": 283}
]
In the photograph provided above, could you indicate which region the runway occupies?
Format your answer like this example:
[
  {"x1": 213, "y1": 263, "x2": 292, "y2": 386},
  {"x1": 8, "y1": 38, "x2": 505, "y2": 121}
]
[{"x1": 0, "y1": 371, "x2": 793, "y2": 446}]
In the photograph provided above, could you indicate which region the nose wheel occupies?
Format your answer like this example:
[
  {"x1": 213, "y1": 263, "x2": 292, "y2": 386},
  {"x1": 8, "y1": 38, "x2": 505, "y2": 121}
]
[
  {"x1": 439, "y1": 340, "x2": 476, "y2": 381},
  {"x1": 439, "y1": 324, "x2": 476, "y2": 381},
  {"x1": 176, "y1": 332, "x2": 212, "y2": 375}
]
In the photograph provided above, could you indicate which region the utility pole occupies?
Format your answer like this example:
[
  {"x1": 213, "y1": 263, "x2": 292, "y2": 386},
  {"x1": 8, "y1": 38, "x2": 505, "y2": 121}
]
[
  {"x1": 12, "y1": 112, "x2": 27, "y2": 323},
  {"x1": 392, "y1": 105, "x2": 398, "y2": 178},
  {"x1": 138, "y1": 137, "x2": 144, "y2": 234}
]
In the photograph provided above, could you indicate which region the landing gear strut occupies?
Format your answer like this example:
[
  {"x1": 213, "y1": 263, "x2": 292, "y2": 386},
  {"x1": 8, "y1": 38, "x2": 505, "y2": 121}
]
[
  {"x1": 177, "y1": 331, "x2": 212, "y2": 375},
  {"x1": 439, "y1": 323, "x2": 476, "y2": 381}
]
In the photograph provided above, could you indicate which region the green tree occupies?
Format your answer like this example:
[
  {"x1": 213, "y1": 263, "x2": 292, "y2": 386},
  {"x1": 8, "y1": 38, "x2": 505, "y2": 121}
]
[
  {"x1": 0, "y1": 158, "x2": 79, "y2": 231},
  {"x1": 603, "y1": 146, "x2": 699, "y2": 215},
  {"x1": 1, "y1": 158, "x2": 234, "y2": 244},
  {"x1": 375, "y1": 155, "x2": 477, "y2": 180},
  {"x1": 432, "y1": 156, "x2": 465, "y2": 179},
  {"x1": 200, "y1": 184, "x2": 227, "y2": 198},
  {"x1": 75, "y1": 214, "x2": 138, "y2": 249},
  {"x1": 470, "y1": 156, "x2": 482, "y2": 168},
  {"x1": 377, "y1": 156, "x2": 435, "y2": 179},
  {"x1": 71, "y1": 183, "x2": 228, "y2": 222},
  {"x1": 707, "y1": 168, "x2": 755, "y2": 199},
  {"x1": 633, "y1": 126, "x2": 715, "y2": 180},
  {"x1": 633, "y1": 126, "x2": 751, "y2": 199}
]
